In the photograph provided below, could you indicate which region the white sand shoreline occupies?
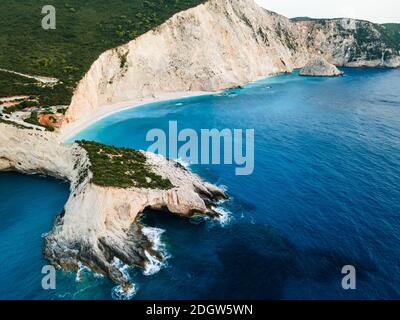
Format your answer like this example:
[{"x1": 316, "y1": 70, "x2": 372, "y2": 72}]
[
  {"x1": 57, "y1": 72, "x2": 282, "y2": 142},
  {"x1": 58, "y1": 91, "x2": 217, "y2": 142}
]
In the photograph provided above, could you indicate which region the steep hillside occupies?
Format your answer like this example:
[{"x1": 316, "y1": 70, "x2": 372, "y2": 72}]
[
  {"x1": 293, "y1": 18, "x2": 400, "y2": 67},
  {"x1": 0, "y1": 0, "x2": 205, "y2": 104}
]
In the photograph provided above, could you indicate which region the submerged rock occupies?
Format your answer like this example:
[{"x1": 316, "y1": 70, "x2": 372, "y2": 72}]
[{"x1": 300, "y1": 57, "x2": 344, "y2": 77}]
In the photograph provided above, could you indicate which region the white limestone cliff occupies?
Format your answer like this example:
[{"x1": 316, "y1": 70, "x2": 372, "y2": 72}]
[
  {"x1": 294, "y1": 18, "x2": 400, "y2": 68},
  {"x1": 62, "y1": 0, "x2": 309, "y2": 134},
  {"x1": 62, "y1": 0, "x2": 400, "y2": 135}
]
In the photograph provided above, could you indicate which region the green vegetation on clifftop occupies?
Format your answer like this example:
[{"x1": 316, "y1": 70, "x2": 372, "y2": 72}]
[{"x1": 78, "y1": 141, "x2": 173, "y2": 190}]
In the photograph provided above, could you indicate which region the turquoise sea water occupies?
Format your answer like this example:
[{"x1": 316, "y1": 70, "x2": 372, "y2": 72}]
[{"x1": 1, "y1": 68, "x2": 400, "y2": 299}]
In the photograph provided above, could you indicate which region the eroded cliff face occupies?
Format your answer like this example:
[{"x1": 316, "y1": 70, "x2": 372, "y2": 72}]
[
  {"x1": 0, "y1": 123, "x2": 226, "y2": 288},
  {"x1": 294, "y1": 18, "x2": 400, "y2": 67}
]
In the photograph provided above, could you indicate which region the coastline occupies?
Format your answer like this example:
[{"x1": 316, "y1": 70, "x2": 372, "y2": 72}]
[
  {"x1": 58, "y1": 70, "x2": 285, "y2": 143},
  {"x1": 59, "y1": 91, "x2": 217, "y2": 142}
]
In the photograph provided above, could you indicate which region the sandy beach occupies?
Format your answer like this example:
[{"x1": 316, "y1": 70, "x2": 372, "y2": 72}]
[{"x1": 58, "y1": 91, "x2": 216, "y2": 142}]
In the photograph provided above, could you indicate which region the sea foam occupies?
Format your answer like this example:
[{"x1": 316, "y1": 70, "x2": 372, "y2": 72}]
[
  {"x1": 142, "y1": 226, "x2": 169, "y2": 276},
  {"x1": 212, "y1": 206, "x2": 232, "y2": 227},
  {"x1": 111, "y1": 257, "x2": 137, "y2": 300}
]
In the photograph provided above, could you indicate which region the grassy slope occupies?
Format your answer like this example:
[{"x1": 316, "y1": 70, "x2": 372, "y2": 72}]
[{"x1": 0, "y1": 0, "x2": 204, "y2": 104}]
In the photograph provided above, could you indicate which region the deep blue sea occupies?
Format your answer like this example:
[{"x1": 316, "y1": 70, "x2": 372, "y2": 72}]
[{"x1": 1, "y1": 68, "x2": 400, "y2": 299}]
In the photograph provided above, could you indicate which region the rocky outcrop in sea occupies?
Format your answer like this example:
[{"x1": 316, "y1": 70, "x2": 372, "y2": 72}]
[
  {"x1": 0, "y1": 123, "x2": 227, "y2": 289},
  {"x1": 300, "y1": 57, "x2": 344, "y2": 77}
]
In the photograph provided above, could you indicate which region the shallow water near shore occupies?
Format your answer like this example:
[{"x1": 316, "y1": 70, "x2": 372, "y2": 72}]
[{"x1": 1, "y1": 68, "x2": 400, "y2": 299}]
